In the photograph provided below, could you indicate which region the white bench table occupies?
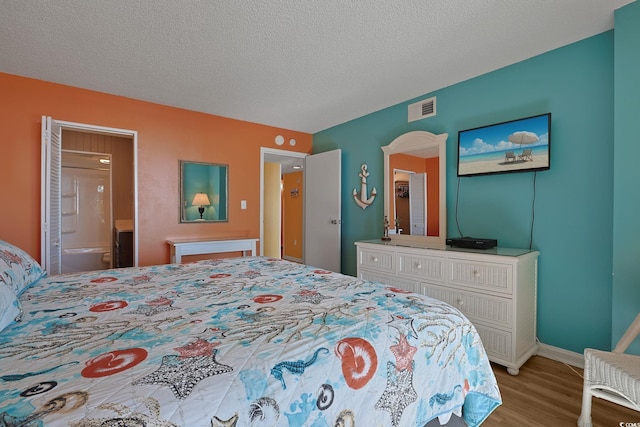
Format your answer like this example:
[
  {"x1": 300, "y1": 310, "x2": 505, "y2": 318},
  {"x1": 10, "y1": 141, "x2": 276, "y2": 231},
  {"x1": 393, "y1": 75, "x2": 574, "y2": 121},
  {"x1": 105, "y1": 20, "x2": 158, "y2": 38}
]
[{"x1": 167, "y1": 237, "x2": 258, "y2": 264}]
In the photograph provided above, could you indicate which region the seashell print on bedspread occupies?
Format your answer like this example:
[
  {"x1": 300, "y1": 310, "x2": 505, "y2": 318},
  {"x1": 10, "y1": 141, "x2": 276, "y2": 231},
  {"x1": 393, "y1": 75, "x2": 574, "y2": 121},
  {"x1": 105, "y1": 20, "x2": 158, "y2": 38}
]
[{"x1": 0, "y1": 257, "x2": 501, "y2": 426}]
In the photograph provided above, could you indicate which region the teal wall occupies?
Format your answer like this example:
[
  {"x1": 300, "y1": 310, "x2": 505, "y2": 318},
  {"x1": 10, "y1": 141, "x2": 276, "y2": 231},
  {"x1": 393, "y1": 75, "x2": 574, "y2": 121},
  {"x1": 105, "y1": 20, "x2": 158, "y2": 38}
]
[
  {"x1": 314, "y1": 31, "x2": 618, "y2": 353},
  {"x1": 613, "y1": 1, "x2": 640, "y2": 353}
]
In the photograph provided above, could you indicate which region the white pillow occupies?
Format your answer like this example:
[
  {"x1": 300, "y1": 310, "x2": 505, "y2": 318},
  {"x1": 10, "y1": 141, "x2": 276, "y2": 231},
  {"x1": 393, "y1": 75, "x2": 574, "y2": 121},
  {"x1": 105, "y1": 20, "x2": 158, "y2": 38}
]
[{"x1": 0, "y1": 240, "x2": 45, "y2": 295}]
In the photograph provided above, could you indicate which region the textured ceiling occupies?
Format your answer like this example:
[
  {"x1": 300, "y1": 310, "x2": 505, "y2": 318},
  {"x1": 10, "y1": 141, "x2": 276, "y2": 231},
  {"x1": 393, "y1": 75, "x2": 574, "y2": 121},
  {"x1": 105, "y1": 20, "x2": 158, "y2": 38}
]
[{"x1": 0, "y1": 1, "x2": 632, "y2": 133}]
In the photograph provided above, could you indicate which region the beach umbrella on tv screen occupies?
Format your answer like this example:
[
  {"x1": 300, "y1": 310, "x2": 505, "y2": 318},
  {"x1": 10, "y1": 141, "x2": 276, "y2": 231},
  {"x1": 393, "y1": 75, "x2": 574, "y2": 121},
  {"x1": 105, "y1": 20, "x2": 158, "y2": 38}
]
[{"x1": 508, "y1": 131, "x2": 538, "y2": 147}]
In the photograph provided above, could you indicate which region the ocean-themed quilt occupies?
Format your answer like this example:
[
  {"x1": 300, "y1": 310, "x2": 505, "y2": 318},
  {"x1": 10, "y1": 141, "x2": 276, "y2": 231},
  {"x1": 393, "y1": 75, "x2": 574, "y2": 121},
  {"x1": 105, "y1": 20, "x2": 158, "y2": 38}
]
[{"x1": 0, "y1": 257, "x2": 501, "y2": 426}]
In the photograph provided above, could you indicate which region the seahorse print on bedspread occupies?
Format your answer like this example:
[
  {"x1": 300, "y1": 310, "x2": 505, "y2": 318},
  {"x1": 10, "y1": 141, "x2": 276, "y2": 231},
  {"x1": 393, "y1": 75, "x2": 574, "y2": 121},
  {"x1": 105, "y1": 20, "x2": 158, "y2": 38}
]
[{"x1": 270, "y1": 347, "x2": 329, "y2": 389}]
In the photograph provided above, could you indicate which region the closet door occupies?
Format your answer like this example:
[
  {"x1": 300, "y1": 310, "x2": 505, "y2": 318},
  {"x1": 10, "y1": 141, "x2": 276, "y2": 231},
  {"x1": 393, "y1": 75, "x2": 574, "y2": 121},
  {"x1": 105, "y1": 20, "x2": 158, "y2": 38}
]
[{"x1": 41, "y1": 116, "x2": 62, "y2": 274}]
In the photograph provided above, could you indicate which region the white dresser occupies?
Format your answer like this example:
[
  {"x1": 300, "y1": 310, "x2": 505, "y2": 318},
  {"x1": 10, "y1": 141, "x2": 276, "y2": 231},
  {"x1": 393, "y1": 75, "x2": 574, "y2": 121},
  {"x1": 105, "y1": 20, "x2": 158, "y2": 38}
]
[{"x1": 355, "y1": 240, "x2": 539, "y2": 375}]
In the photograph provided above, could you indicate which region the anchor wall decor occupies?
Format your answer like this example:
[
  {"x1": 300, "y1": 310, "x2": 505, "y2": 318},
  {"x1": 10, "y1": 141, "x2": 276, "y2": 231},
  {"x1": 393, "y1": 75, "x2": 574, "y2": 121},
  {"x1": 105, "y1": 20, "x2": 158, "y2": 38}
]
[{"x1": 353, "y1": 163, "x2": 377, "y2": 209}]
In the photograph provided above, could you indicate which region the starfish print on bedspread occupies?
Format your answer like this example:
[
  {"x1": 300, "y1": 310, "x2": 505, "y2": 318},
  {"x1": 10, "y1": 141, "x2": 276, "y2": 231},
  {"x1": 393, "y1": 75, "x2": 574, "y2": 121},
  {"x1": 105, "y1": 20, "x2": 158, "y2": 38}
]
[
  {"x1": 128, "y1": 303, "x2": 177, "y2": 317},
  {"x1": 70, "y1": 397, "x2": 177, "y2": 427},
  {"x1": 174, "y1": 338, "x2": 218, "y2": 358},
  {"x1": 133, "y1": 349, "x2": 232, "y2": 399},
  {"x1": 120, "y1": 274, "x2": 153, "y2": 286},
  {"x1": 389, "y1": 333, "x2": 417, "y2": 371},
  {"x1": 375, "y1": 361, "x2": 417, "y2": 427},
  {"x1": 238, "y1": 270, "x2": 262, "y2": 279},
  {"x1": 387, "y1": 314, "x2": 417, "y2": 339},
  {"x1": 291, "y1": 289, "x2": 330, "y2": 305}
]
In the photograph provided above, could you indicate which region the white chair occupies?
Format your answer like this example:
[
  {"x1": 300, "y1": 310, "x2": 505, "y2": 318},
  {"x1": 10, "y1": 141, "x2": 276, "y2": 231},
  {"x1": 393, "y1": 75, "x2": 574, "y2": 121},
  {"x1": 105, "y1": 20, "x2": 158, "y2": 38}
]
[
  {"x1": 578, "y1": 312, "x2": 640, "y2": 426},
  {"x1": 504, "y1": 151, "x2": 516, "y2": 163},
  {"x1": 518, "y1": 148, "x2": 533, "y2": 161}
]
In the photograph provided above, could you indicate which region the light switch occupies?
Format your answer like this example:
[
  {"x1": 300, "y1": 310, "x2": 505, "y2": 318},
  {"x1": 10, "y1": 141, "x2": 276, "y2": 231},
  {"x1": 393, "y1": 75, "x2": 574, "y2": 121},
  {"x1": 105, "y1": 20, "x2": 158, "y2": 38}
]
[{"x1": 241, "y1": 200, "x2": 247, "y2": 209}]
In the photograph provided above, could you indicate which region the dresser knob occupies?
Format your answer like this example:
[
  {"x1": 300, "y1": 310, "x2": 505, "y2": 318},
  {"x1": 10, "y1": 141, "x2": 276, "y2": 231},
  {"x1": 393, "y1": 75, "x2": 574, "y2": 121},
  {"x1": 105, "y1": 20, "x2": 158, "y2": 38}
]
[
  {"x1": 473, "y1": 270, "x2": 480, "y2": 278},
  {"x1": 457, "y1": 299, "x2": 464, "y2": 306},
  {"x1": 415, "y1": 263, "x2": 422, "y2": 269},
  {"x1": 372, "y1": 257, "x2": 378, "y2": 262}
]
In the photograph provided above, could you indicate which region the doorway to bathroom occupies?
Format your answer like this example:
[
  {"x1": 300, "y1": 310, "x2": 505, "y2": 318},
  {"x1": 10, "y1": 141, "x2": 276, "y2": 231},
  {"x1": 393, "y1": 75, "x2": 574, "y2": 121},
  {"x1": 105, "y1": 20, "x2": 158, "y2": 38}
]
[{"x1": 41, "y1": 116, "x2": 138, "y2": 275}]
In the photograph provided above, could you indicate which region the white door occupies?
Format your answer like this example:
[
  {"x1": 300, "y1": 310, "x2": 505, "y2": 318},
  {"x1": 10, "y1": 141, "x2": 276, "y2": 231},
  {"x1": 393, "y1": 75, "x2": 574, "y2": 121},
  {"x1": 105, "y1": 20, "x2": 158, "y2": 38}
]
[
  {"x1": 41, "y1": 116, "x2": 62, "y2": 275},
  {"x1": 304, "y1": 149, "x2": 342, "y2": 272},
  {"x1": 409, "y1": 172, "x2": 426, "y2": 236}
]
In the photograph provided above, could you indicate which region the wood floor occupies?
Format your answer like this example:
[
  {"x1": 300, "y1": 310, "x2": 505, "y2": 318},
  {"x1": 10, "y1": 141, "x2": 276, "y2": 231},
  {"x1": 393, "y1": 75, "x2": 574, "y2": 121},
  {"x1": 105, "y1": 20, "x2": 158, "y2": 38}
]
[{"x1": 483, "y1": 355, "x2": 639, "y2": 427}]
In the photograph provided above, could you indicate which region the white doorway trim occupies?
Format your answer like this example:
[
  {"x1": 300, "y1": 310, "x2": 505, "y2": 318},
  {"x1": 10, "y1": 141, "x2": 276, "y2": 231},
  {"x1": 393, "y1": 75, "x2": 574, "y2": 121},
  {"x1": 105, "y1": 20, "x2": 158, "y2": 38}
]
[
  {"x1": 259, "y1": 147, "x2": 307, "y2": 257},
  {"x1": 42, "y1": 117, "x2": 139, "y2": 267}
]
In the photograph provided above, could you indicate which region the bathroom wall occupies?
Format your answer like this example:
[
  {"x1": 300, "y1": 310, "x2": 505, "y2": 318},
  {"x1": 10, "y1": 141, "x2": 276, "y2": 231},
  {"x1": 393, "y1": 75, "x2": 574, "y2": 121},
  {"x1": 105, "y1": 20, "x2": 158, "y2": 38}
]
[{"x1": 62, "y1": 130, "x2": 134, "y2": 223}]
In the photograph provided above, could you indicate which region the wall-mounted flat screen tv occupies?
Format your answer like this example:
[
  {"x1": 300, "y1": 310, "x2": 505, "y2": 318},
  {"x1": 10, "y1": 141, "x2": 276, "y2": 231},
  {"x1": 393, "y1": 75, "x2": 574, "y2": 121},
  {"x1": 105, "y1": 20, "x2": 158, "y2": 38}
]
[{"x1": 457, "y1": 113, "x2": 551, "y2": 177}]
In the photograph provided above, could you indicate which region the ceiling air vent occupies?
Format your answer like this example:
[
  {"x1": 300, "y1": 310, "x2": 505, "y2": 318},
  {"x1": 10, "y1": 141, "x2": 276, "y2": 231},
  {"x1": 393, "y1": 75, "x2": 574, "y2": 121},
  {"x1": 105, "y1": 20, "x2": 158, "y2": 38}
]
[{"x1": 408, "y1": 96, "x2": 436, "y2": 122}]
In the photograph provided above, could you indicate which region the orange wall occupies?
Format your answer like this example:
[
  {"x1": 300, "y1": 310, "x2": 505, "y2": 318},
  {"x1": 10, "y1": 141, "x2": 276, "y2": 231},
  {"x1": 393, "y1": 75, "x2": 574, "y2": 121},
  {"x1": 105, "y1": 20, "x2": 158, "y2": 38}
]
[{"x1": 0, "y1": 72, "x2": 312, "y2": 266}]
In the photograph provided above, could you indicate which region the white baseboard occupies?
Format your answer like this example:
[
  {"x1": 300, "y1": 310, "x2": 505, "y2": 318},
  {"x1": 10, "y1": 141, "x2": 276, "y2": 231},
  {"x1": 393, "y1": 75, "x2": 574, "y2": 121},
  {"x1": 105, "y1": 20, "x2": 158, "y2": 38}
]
[{"x1": 537, "y1": 342, "x2": 584, "y2": 369}]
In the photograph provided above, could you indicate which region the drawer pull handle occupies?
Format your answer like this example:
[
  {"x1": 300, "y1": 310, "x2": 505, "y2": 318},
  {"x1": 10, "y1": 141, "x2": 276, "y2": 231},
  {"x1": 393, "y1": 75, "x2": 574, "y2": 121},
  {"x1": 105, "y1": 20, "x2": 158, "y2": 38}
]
[
  {"x1": 473, "y1": 270, "x2": 480, "y2": 278},
  {"x1": 371, "y1": 257, "x2": 378, "y2": 262},
  {"x1": 457, "y1": 299, "x2": 464, "y2": 306},
  {"x1": 415, "y1": 263, "x2": 422, "y2": 269}
]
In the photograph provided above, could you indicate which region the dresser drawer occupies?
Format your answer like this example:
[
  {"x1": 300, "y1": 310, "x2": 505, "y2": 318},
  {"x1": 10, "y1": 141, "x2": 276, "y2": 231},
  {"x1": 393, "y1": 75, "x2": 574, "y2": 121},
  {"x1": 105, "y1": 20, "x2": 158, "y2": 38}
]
[
  {"x1": 358, "y1": 248, "x2": 395, "y2": 274},
  {"x1": 474, "y1": 323, "x2": 512, "y2": 362},
  {"x1": 422, "y1": 283, "x2": 512, "y2": 329},
  {"x1": 359, "y1": 270, "x2": 421, "y2": 294},
  {"x1": 448, "y1": 258, "x2": 513, "y2": 295},
  {"x1": 398, "y1": 252, "x2": 445, "y2": 283}
]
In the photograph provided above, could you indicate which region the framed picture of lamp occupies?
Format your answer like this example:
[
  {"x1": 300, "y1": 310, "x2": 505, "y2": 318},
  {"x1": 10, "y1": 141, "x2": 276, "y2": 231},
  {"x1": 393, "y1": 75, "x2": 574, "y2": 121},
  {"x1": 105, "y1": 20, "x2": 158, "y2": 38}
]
[{"x1": 179, "y1": 160, "x2": 228, "y2": 222}]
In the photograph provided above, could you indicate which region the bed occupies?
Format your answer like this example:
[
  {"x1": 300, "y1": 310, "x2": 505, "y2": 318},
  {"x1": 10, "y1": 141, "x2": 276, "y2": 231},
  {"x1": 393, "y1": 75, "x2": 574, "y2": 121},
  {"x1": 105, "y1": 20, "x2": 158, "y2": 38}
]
[{"x1": 0, "y1": 241, "x2": 501, "y2": 426}]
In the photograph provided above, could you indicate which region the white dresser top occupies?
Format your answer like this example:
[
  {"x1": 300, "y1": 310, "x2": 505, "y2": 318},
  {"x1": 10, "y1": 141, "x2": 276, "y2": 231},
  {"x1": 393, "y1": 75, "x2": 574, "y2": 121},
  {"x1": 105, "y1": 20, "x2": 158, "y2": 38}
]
[{"x1": 356, "y1": 239, "x2": 537, "y2": 257}]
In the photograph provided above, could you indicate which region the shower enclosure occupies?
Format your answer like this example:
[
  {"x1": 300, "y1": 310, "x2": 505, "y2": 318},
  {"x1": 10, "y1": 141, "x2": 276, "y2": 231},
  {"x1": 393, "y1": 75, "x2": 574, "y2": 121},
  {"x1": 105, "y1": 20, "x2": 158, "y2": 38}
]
[{"x1": 60, "y1": 150, "x2": 112, "y2": 273}]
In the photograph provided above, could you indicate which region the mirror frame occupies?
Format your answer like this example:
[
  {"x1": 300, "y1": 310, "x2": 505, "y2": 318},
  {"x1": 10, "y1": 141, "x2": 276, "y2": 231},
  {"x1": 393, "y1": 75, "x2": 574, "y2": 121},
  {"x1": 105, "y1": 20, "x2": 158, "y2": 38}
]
[
  {"x1": 382, "y1": 131, "x2": 448, "y2": 249},
  {"x1": 180, "y1": 160, "x2": 229, "y2": 223}
]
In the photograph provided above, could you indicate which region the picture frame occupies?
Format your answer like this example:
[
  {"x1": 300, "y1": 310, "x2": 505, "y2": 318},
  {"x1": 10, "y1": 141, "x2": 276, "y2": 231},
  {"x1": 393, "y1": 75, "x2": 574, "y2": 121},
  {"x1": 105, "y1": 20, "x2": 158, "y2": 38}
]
[
  {"x1": 180, "y1": 160, "x2": 228, "y2": 223},
  {"x1": 457, "y1": 113, "x2": 551, "y2": 177}
]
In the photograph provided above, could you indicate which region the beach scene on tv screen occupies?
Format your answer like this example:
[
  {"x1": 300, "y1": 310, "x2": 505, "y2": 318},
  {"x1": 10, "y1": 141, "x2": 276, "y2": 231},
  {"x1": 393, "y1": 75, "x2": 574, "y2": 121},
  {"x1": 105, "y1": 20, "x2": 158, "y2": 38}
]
[{"x1": 458, "y1": 114, "x2": 550, "y2": 176}]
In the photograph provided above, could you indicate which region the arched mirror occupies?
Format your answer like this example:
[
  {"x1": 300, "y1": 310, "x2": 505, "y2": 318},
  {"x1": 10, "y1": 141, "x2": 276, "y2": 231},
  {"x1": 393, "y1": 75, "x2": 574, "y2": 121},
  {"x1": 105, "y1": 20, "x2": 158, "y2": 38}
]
[{"x1": 382, "y1": 131, "x2": 447, "y2": 249}]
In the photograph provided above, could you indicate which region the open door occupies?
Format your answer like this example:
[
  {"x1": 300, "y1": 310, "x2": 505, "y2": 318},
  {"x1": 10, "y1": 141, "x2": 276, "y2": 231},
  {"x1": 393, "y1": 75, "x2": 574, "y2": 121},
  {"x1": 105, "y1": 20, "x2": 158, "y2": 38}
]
[
  {"x1": 409, "y1": 172, "x2": 426, "y2": 236},
  {"x1": 41, "y1": 117, "x2": 62, "y2": 274},
  {"x1": 304, "y1": 149, "x2": 342, "y2": 272}
]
